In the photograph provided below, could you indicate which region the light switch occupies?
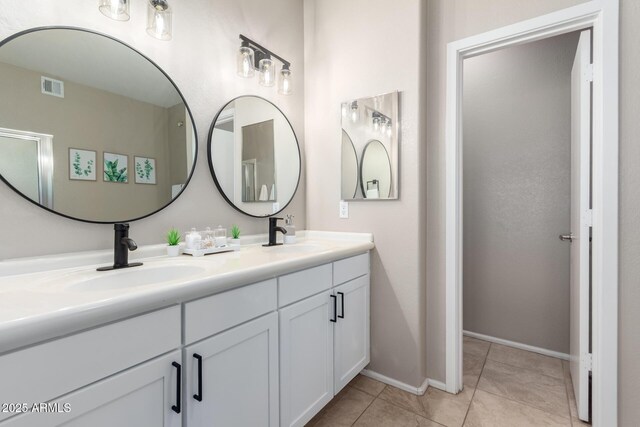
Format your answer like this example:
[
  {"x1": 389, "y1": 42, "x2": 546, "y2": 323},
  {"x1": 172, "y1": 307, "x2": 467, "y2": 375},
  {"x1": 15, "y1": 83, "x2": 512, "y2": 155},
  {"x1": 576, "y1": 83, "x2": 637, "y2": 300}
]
[{"x1": 339, "y1": 201, "x2": 349, "y2": 219}]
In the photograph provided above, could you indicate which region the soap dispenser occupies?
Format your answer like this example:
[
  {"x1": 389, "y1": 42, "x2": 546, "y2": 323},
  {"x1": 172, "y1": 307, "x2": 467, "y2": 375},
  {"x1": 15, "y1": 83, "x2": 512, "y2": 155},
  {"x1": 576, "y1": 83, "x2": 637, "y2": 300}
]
[{"x1": 283, "y1": 215, "x2": 296, "y2": 244}]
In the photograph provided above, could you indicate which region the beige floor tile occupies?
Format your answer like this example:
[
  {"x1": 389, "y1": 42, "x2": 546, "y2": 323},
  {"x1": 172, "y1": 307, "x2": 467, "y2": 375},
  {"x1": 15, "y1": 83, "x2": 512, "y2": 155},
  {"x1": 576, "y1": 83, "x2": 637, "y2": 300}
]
[
  {"x1": 464, "y1": 353, "x2": 485, "y2": 388},
  {"x1": 463, "y1": 336, "x2": 491, "y2": 359},
  {"x1": 478, "y1": 359, "x2": 570, "y2": 419},
  {"x1": 487, "y1": 343, "x2": 564, "y2": 379},
  {"x1": 464, "y1": 389, "x2": 572, "y2": 427},
  {"x1": 354, "y1": 398, "x2": 442, "y2": 427},
  {"x1": 348, "y1": 374, "x2": 386, "y2": 397},
  {"x1": 378, "y1": 385, "x2": 427, "y2": 417},
  {"x1": 419, "y1": 385, "x2": 475, "y2": 427},
  {"x1": 310, "y1": 387, "x2": 375, "y2": 427}
]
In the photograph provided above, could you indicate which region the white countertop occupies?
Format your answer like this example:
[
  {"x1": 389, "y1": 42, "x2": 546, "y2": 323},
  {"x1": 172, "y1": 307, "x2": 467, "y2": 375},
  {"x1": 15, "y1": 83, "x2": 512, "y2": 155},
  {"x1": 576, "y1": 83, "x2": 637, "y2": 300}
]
[{"x1": 0, "y1": 231, "x2": 373, "y2": 354}]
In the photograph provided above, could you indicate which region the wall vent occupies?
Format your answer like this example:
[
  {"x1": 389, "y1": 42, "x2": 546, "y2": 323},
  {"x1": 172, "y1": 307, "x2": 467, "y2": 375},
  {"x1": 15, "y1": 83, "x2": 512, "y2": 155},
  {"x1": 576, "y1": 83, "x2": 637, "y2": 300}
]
[{"x1": 41, "y1": 76, "x2": 64, "y2": 98}]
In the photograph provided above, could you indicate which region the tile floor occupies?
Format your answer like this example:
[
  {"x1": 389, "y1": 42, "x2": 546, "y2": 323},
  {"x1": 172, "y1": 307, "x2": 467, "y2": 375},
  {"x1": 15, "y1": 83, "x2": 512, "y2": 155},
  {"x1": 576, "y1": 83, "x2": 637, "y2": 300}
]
[{"x1": 306, "y1": 337, "x2": 589, "y2": 427}]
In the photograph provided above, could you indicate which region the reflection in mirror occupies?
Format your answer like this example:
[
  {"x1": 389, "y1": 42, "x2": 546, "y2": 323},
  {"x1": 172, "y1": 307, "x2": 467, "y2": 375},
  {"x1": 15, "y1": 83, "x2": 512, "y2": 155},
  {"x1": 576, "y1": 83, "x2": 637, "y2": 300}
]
[
  {"x1": 341, "y1": 130, "x2": 358, "y2": 199},
  {"x1": 0, "y1": 28, "x2": 197, "y2": 223},
  {"x1": 208, "y1": 96, "x2": 300, "y2": 217},
  {"x1": 340, "y1": 91, "x2": 398, "y2": 200},
  {"x1": 360, "y1": 140, "x2": 391, "y2": 199}
]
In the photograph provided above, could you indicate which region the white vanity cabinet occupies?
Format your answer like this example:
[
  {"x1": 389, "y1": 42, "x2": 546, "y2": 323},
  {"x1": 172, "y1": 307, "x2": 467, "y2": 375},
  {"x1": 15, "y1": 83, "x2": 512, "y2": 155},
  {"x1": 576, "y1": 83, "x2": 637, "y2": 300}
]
[
  {"x1": 183, "y1": 278, "x2": 279, "y2": 427},
  {"x1": 0, "y1": 307, "x2": 182, "y2": 427},
  {"x1": 279, "y1": 254, "x2": 370, "y2": 427}
]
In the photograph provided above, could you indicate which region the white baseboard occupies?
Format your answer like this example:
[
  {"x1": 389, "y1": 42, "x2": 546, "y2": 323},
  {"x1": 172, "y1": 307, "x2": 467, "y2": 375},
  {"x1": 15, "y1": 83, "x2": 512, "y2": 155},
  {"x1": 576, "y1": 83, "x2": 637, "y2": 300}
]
[
  {"x1": 360, "y1": 369, "x2": 430, "y2": 395},
  {"x1": 427, "y1": 378, "x2": 447, "y2": 391},
  {"x1": 463, "y1": 330, "x2": 570, "y2": 361}
]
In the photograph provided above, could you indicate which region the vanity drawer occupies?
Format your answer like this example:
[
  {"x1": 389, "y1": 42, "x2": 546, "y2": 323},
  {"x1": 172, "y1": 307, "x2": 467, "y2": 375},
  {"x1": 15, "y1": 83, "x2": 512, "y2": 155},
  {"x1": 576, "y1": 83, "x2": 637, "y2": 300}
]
[
  {"x1": 278, "y1": 264, "x2": 332, "y2": 307},
  {"x1": 184, "y1": 279, "x2": 277, "y2": 344},
  {"x1": 333, "y1": 253, "x2": 369, "y2": 286},
  {"x1": 0, "y1": 306, "x2": 180, "y2": 423}
]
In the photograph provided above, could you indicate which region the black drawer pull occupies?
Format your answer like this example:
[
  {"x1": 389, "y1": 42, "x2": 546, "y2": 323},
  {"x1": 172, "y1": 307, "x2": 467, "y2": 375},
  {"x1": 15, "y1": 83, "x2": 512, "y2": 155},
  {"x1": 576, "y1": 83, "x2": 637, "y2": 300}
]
[
  {"x1": 330, "y1": 294, "x2": 337, "y2": 323},
  {"x1": 172, "y1": 361, "x2": 181, "y2": 414},
  {"x1": 193, "y1": 353, "x2": 203, "y2": 402},
  {"x1": 337, "y1": 292, "x2": 345, "y2": 319}
]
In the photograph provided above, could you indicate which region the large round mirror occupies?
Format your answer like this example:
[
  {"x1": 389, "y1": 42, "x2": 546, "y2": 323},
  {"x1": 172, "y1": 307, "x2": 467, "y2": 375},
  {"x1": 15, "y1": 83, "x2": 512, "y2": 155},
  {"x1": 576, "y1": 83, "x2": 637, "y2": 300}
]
[
  {"x1": 341, "y1": 130, "x2": 358, "y2": 199},
  {"x1": 360, "y1": 140, "x2": 391, "y2": 199},
  {"x1": 208, "y1": 96, "x2": 301, "y2": 217},
  {"x1": 0, "y1": 28, "x2": 197, "y2": 223}
]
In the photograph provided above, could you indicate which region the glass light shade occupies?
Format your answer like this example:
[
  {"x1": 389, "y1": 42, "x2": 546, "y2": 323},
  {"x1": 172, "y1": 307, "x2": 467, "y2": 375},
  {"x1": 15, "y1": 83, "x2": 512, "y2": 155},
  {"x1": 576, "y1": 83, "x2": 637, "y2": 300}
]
[
  {"x1": 237, "y1": 46, "x2": 255, "y2": 78},
  {"x1": 147, "y1": 0, "x2": 172, "y2": 41},
  {"x1": 373, "y1": 116, "x2": 380, "y2": 132},
  {"x1": 258, "y1": 58, "x2": 275, "y2": 87},
  {"x1": 98, "y1": 0, "x2": 130, "y2": 21},
  {"x1": 278, "y1": 67, "x2": 292, "y2": 95},
  {"x1": 350, "y1": 104, "x2": 358, "y2": 123},
  {"x1": 386, "y1": 120, "x2": 392, "y2": 138}
]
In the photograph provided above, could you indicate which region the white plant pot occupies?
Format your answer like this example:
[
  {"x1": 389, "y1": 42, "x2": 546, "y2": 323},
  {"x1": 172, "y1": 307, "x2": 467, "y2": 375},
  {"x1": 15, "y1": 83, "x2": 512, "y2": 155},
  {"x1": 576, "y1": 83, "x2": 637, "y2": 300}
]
[
  {"x1": 167, "y1": 245, "x2": 181, "y2": 257},
  {"x1": 230, "y1": 238, "x2": 241, "y2": 246}
]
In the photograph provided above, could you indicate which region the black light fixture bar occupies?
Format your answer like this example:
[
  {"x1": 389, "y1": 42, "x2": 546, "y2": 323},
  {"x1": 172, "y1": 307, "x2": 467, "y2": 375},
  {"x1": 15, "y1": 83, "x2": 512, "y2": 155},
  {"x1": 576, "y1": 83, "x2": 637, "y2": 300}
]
[{"x1": 239, "y1": 34, "x2": 291, "y2": 69}]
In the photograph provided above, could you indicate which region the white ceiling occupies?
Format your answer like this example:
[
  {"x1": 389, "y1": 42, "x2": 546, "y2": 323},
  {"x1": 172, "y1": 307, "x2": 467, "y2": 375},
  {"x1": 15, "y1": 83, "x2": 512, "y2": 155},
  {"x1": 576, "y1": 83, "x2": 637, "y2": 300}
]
[{"x1": 0, "y1": 29, "x2": 182, "y2": 108}]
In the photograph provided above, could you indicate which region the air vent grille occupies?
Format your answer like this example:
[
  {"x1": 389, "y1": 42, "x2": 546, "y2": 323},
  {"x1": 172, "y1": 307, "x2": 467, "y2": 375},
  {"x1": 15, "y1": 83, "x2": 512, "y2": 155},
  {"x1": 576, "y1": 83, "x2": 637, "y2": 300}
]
[{"x1": 41, "y1": 76, "x2": 64, "y2": 98}]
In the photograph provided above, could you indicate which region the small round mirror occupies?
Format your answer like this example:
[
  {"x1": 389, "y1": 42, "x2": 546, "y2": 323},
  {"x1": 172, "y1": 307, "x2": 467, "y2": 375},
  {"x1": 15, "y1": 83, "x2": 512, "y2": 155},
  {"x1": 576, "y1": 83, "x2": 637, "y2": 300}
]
[
  {"x1": 208, "y1": 96, "x2": 301, "y2": 217},
  {"x1": 341, "y1": 130, "x2": 358, "y2": 199},
  {"x1": 360, "y1": 140, "x2": 391, "y2": 199}
]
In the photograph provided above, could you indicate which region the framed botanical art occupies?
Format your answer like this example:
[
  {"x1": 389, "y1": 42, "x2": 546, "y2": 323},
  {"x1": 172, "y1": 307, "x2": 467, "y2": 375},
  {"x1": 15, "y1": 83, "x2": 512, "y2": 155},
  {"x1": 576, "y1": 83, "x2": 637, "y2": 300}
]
[
  {"x1": 134, "y1": 156, "x2": 156, "y2": 184},
  {"x1": 69, "y1": 148, "x2": 96, "y2": 181},
  {"x1": 103, "y1": 152, "x2": 128, "y2": 183}
]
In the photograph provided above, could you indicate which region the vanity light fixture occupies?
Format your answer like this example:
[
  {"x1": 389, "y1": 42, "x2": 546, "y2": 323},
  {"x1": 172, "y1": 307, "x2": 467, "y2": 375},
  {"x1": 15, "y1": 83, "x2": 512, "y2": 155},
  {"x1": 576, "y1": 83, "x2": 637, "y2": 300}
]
[
  {"x1": 98, "y1": 0, "x2": 172, "y2": 41},
  {"x1": 98, "y1": 0, "x2": 130, "y2": 21},
  {"x1": 237, "y1": 34, "x2": 293, "y2": 95},
  {"x1": 372, "y1": 112, "x2": 381, "y2": 132},
  {"x1": 370, "y1": 110, "x2": 392, "y2": 137}
]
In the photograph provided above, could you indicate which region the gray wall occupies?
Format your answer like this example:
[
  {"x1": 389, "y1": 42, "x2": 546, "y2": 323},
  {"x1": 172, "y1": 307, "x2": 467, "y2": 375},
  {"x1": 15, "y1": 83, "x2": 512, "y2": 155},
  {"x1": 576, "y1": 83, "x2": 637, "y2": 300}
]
[
  {"x1": 0, "y1": 0, "x2": 306, "y2": 259},
  {"x1": 462, "y1": 33, "x2": 579, "y2": 354},
  {"x1": 304, "y1": 0, "x2": 428, "y2": 387},
  {"x1": 426, "y1": 0, "x2": 640, "y2": 424}
]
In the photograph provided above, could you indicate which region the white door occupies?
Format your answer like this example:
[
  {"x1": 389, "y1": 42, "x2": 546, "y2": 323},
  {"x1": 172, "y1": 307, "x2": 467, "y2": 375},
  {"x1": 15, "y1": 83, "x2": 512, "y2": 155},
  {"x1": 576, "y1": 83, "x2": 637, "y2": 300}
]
[
  {"x1": 569, "y1": 29, "x2": 592, "y2": 423},
  {"x1": 334, "y1": 275, "x2": 370, "y2": 394},
  {"x1": 185, "y1": 312, "x2": 279, "y2": 427},
  {"x1": 3, "y1": 351, "x2": 182, "y2": 427},
  {"x1": 279, "y1": 291, "x2": 334, "y2": 427}
]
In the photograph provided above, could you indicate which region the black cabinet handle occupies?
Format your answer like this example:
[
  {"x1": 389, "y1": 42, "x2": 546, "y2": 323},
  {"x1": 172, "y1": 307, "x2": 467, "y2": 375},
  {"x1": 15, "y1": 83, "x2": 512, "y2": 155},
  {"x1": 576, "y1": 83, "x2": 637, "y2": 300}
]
[
  {"x1": 172, "y1": 361, "x2": 181, "y2": 414},
  {"x1": 330, "y1": 294, "x2": 337, "y2": 322},
  {"x1": 337, "y1": 292, "x2": 345, "y2": 319},
  {"x1": 193, "y1": 353, "x2": 203, "y2": 402}
]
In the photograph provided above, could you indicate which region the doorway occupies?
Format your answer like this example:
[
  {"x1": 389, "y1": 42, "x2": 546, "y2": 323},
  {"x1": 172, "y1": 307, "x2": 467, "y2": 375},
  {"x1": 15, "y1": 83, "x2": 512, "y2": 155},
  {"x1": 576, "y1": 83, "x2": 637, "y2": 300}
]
[{"x1": 444, "y1": 3, "x2": 619, "y2": 426}]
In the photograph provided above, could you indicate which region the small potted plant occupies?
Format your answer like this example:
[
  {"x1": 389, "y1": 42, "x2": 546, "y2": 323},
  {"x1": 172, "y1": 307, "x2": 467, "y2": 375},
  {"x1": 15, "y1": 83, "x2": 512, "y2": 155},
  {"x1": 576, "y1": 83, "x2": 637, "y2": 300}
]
[
  {"x1": 166, "y1": 228, "x2": 181, "y2": 257},
  {"x1": 230, "y1": 224, "x2": 241, "y2": 246}
]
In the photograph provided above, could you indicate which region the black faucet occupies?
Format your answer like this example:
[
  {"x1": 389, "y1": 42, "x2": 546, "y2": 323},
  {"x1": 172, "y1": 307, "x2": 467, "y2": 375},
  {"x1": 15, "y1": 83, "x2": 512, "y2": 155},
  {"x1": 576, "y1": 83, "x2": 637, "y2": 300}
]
[
  {"x1": 263, "y1": 217, "x2": 287, "y2": 247},
  {"x1": 97, "y1": 223, "x2": 144, "y2": 271}
]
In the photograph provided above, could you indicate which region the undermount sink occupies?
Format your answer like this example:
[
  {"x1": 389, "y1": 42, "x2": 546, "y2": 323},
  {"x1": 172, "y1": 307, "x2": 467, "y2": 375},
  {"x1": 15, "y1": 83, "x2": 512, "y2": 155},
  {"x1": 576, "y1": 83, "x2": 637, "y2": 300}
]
[
  {"x1": 68, "y1": 264, "x2": 207, "y2": 291},
  {"x1": 264, "y1": 244, "x2": 324, "y2": 254}
]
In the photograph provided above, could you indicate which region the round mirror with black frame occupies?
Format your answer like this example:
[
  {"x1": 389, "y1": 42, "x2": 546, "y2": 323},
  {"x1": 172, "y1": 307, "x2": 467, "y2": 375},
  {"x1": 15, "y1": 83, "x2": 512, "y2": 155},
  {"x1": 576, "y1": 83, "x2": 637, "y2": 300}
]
[
  {"x1": 360, "y1": 139, "x2": 392, "y2": 199},
  {"x1": 0, "y1": 27, "x2": 197, "y2": 223},
  {"x1": 208, "y1": 95, "x2": 301, "y2": 218}
]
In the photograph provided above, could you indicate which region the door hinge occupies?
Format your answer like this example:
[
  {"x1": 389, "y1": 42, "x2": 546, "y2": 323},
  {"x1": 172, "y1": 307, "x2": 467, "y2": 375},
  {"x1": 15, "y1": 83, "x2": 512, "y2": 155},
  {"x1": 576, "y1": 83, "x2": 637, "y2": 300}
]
[
  {"x1": 585, "y1": 209, "x2": 593, "y2": 227},
  {"x1": 584, "y1": 353, "x2": 593, "y2": 372},
  {"x1": 585, "y1": 64, "x2": 594, "y2": 82}
]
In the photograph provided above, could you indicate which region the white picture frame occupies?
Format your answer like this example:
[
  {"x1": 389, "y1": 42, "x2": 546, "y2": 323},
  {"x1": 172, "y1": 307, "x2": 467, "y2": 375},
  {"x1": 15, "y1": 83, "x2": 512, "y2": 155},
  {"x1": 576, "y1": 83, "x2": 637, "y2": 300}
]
[
  {"x1": 69, "y1": 148, "x2": 96, "y2": 181},
  {"x1": 134, "y1": 156, "x2": 157, "y2": 185}
]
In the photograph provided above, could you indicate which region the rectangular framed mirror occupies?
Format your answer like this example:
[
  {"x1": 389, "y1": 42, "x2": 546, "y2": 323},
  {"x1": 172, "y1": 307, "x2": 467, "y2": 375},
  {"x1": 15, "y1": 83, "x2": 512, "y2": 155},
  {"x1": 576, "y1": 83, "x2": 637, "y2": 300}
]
[{"x1": 341, "y1": 91, "x2": 399, "y2": 200}]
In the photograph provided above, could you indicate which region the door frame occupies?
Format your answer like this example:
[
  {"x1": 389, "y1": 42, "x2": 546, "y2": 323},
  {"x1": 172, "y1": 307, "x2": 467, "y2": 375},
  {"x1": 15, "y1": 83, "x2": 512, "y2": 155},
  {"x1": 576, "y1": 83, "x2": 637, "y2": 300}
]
[{"x1": 444, "y1": 1, "x2": 619, "y2": 426}]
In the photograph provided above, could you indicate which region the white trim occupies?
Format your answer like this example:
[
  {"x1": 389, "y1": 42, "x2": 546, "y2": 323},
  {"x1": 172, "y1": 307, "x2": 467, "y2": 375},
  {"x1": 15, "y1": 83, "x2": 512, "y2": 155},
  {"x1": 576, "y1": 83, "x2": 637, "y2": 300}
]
[
  {"x1": 444, "y1": 2, "x2": 618, "y2": 426},
  {"x1": 463, "y1": 330, "x2": 569, "y2": 361},
  {"x1": 360, "y1": 369, "x2": 429, "y2": 395},
  {"x1": 427, "y1": 378, "x2": 447, "y2": 392}
]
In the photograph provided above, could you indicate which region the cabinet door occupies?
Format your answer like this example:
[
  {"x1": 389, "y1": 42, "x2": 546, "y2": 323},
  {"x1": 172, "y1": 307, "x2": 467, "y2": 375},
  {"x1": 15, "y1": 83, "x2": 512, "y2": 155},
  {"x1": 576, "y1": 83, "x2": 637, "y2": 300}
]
[
  {"x1": 185, "y1": 312, "x2": 279, "y2": 427},
  {"x1": 3, "y1": 351, "x2": 182, "y2": 427},
  {"x1": 279, "y1": 291, "x2": 334, "y2": 427},
  {"x1": 334, "y1": 275, "x2": 370, "y2": 393}
]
